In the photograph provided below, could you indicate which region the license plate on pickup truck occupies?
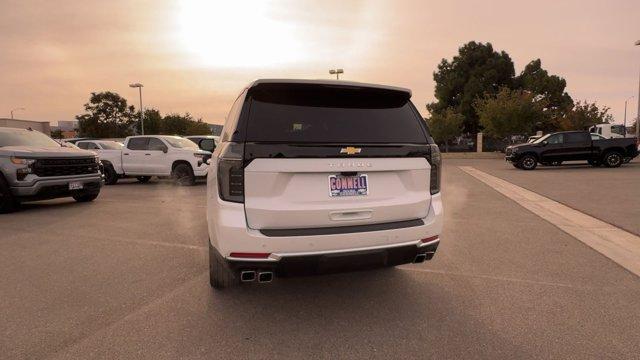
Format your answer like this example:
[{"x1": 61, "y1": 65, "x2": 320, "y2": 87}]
[
  {"x1": 329, "y1": 174, "x2": 368, "y2": 197},
  {"x1": 68, "y1": 181, "x2": 84, "y2": 190}
]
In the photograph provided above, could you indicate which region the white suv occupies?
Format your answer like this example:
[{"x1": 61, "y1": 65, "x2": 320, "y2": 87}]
[{"x1": 207, "y1": 79, "x2": 443, "y2": 288}]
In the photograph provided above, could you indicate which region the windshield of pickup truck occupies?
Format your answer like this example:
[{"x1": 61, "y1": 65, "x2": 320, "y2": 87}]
[
  {"x1": 0, "y1": 129, "x2": 61, "y2": 148},
  {"x1": 532, "y1": 134, "x2": 551, "y2": 144},
  {"x1": 164, "y1": 137, "x2": 199, "y2": 149}
]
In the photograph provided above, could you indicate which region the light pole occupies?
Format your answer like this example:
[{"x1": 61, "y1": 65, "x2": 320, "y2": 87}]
[
  {"x1": 129, "y1": 83, "x2": 144, "y2": 135},
  {"x1": 624, "y1": 96, "x2": 634, "y2": 136},
  {"x1": 329, "y1": 68, "x2": 344, "y2": 80},
  {"x1": 635, "y1": 40, "x2": 640, "y2": 140},
  {"x1": 10, "y1": 107, "x2": 25, "y2": 119}
]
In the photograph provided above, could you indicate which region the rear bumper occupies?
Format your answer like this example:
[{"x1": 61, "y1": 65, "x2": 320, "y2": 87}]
[
  {"x1": 208, "y1": 190, "x2": 443, "y2": 262},
  {"x1": 10, "y1": 174, "x2": 102, "y2": 200},
  {"x1": 225, "y1": 239, "x2": 440, "y2": 277}
]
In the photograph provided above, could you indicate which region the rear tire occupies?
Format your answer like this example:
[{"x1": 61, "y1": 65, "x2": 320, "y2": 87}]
[
  {"x1": 172, "y1": 163, "x2": 195, "y2": 186},
  {"x1": 603, "y1": 151, "x2": 623, "y2": 168},
  {"x1": 73, "y1": 192, "x2": 100, "y2": 202},
  {"x1": 102, "y1": 163, "x2": 119, "y2": 185},
  {"x1": 0, "y1": 175, "x2": 19, "y2": 214},
  {"x1": 136, "y1": 176, "x2": 151, "y2": 183},
  {"x1": 518, "y1": 155, "x2": 537, "y2": 170},
  {"x1": 209, "y1": 241, "x2": 237, "y2": 289}
]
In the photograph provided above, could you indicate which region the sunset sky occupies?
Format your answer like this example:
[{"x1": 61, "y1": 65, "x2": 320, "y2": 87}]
[{"x1": 1, "y1": 0, "x2": 639, "y2": 125}]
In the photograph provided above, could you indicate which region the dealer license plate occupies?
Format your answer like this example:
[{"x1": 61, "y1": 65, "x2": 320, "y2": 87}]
[
  {"x1": 329, "y1": 174, "x2": 368, "y2": 197},
  {"x1": 68, "y1": 181, "x2": 84, "y2": 190}
]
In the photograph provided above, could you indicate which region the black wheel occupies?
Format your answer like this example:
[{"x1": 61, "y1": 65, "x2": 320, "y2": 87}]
[
  {"x1": 136, "y1": 176, "x2": 151, "y2": 183},
  {"x1": 0, "y1": 175, "x2": 19, "y2": 214},
  {"x1": 73, "y1": 192, "x2": 100, "y2": 202},
  {"x1": 603, "y1": 151, "x2": 623, "y2": 168},
  {"x1": 209, "y1": 241, "x2": 237, "y2": 289},
  {"x1": 517, "y1": 155, "x2": 537, "y2": 170},
  {"x1": 588, "y1": 159, "x2": 600, "y2": 167},
  {"x1": 172, "y1": 163, "x2": 195, "y2": 186},
  {"x1": 102, "y1": 163, "x2": 119, "y2": 185}
]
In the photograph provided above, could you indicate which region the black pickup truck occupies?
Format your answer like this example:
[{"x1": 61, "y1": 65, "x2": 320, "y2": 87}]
[{"x1": 505, "y1": 131, "x2": 639, "y2": 170}]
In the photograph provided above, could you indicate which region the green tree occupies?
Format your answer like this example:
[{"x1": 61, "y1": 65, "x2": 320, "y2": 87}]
[
  {"x1": 427, "y1": 41, "x2": 515, "y2": 133},
  {"x1": 185, "y1": 119, "x2": 212, "y2": 135},
  {"x1": 50, "y1": 129, "x2": 63, "y2": 139},
  {"x1": 515, "y1": 59, "x2": 573, "y2": 131},
  {"x1": 474, "y1": 87, "x2": 546, "y2": 139},
  {"x1": 76, "y1": 92, "x2": 136, "y2": 138},
  {"x1": 558, "y1": 101, "x2": 613, "y2": 131},
  {"x1": 426, "y1": 109, "x2": 464, "y2": 152},
  {"x1": 134, "y1": 108, "x2": 162, "y2": 135}
]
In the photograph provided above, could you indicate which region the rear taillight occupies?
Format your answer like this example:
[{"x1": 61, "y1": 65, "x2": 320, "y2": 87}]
[
  {"x1": 217, "y1": 142, "x2": 245, "y2": 203},
  {"x1": 426, "y1": 144, "x2": 441, "y2": 195}
]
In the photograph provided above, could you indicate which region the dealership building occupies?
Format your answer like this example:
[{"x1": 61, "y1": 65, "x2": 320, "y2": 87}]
[{"x1": 0, "y1": 118, "x2": 51, "y2": 135}]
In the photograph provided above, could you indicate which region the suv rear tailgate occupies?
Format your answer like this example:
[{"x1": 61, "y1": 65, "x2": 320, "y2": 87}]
[{"x1": 244, "y1": 157, "x2": 431, "y2": 229}]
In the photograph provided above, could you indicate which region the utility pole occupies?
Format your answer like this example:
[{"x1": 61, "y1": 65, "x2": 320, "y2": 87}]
[
  {"x1": 624, "y1": 96, "x2": 634, "y2": 136},
  {"x1": 329, "y1": 68, "x2": 344, "y2": 80},
  {"x1": 10, "y1": 107, "x2": 25, "y2": 119},
  {"x1": 129, "y1": 83, "x2": 144, "y2": 135},
  {"x1": 635, "y1": 40, "x2": 640, "y2": 140}
]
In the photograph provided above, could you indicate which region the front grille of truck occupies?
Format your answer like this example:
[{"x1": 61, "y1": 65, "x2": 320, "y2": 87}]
[{"x1": 33, "y1": 157, "x2": 99, "y2": 177}]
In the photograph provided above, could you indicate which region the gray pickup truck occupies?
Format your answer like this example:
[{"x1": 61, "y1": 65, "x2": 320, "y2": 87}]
[{"x1": 0, "y1": 128, "x2": 103, "y2": 213}]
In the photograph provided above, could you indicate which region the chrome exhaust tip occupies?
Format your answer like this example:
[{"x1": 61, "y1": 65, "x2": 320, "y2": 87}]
[
  {"x1": 414, "y1": 254, "x2": 427, "y2": 263},
  {"x1": 240, "y1": 271, "x2": 256, "y2": 282},
  {"x1": 258, "y1": 272, "x2": 273, "y2": 283}
]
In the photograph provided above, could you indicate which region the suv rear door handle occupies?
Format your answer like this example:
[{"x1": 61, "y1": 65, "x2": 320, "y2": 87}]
[
  {"x1": 123, "y1": 153, "x2": 129, "y2": 155},
  {"x1": 145, "y1": 153, "x2": 151, "y2": 155}
]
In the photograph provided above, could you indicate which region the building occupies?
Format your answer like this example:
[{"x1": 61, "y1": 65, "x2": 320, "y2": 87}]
[
  {"x1": 0, "y1": 118, "x2": 51, "y2": 135},
  {"x1": 57, "y1": 120, "x2": 78, "y2": 131}
]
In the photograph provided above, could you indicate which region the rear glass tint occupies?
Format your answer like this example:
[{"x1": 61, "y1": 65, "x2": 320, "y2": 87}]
[{"x1": 246, "y1": 84, "x2": 429, "y2": 144}]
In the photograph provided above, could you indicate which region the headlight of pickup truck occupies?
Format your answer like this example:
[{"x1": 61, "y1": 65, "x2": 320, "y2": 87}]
[
  {"x1": 11, "y1": 157, "x2": 36, "y2": 180},
  {"x1": 10, "y1": 157, "x2": 36, "y2": 166}
]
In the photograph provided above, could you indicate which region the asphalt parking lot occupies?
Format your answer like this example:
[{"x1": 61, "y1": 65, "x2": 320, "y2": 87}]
[{"x1": 2, "y1": 159, "x2": 640, "y2": 359}]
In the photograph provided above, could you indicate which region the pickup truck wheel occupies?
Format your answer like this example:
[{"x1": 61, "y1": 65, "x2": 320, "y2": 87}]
[
  {"x1": 73, "y1": 192, "x2": 100, "y2": 202},
  {"x1": 0, "y1": 176, "x2": 19, "y2": 213},
  {"x1": 518, "y1": 155, "x2": 537, "y2": 170},
  {"x1": 136, "y1": 176, "x2": 151, "y2": 183},
  {"x1": 173, "y1": 163, "x2": 195, "y2": 186},
  {"x1": 209, "y1": 241, "x2": 237, "y2": 289},
  {"x1": 603, "y1": 151, "x2": 623, "y2": 168},
  {"x1": 103, "y1": 164, "x2": 118, "y2": 185}
]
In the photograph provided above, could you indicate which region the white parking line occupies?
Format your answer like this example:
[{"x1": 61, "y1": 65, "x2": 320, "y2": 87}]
[{"x1": 459, "y1": 166, "x2": 640, "y2": 277}]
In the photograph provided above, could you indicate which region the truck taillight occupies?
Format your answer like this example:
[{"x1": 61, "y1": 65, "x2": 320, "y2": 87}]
[
  {"x1": 426, "y1": 144, "x2": 441, "y2": 195},
  {"x1": 217, "y1": 142, "x2": 245, "y2": 203}
]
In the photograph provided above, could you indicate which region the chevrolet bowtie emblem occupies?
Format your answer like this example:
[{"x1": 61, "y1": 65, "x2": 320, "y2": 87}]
[{"x1": 340, "y1": 147, "x2": 362, "y2": 155}]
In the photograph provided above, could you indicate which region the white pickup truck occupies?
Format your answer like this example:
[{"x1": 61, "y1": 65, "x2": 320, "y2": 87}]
[{"x1": 77, "y1": 135, "x2": 211, "y2": 185}]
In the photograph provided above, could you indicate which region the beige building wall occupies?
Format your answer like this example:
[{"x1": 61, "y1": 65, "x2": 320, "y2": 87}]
[{"x1": 0, "y1": 118, "x2": 51, "y2": 135}]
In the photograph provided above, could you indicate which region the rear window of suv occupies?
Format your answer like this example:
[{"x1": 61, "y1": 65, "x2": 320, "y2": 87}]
[{"x1": 245, "y1": 84, "x2": 429, "y2": 144}]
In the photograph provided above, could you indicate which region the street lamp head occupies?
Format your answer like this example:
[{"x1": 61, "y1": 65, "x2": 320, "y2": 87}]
[
  {"x1": 336, "y1": 69, "x2": 344, "y2": 74},
  {"x1": 329, "y1": 69, "x2": 336, "y2": 74},
  {"x1": 129, "y1": 83, "x2": 143, "y2": 88}
]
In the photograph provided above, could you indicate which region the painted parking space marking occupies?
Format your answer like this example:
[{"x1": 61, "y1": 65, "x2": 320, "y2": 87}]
[{"x1": 459, "y1": 166, "x2": 640, "y2": 277}]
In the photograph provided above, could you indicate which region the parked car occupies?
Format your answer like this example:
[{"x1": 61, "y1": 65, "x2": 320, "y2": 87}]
[
  {"x1": 505, "y1": 131, "x2": 639, "y2": 170},
  {"x1": 78, "y1": 135, "x2": 211, "y2": 186},
  {"x1": 0, "y1": 128, "x2": 102, "y2": 213},
  {"x1": 207, "y1": 79, "x2": 443, "y2": 288}
]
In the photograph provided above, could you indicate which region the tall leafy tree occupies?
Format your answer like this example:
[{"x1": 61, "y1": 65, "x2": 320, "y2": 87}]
[
  {"x1": 474, "y1": 87, "x2": 546, "y2": 139},
  {"x1": 515, "y1": 59, "x2": 573, "y2": 130},
  {"x1": 134, "y1": 108, "x2": 163, "y2": 135},
  {"x1": 558, "y1": 101, "x2": 613, "y2": 131},
  {"x1": 428, "y1": 41, "x2": 515, "y2": 133},
  {"x1": 425, "y1": 108, "x2": 464, "y2": 152},
  {"x1": 76, "y1": 92, "x2": 136, "y2": 138}
]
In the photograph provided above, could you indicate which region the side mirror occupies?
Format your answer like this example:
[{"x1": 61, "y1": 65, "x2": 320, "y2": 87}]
[
  {"x1": 541, "y1": 141, "x2": 548, "y2": 146},
  {"x1": 162, "y1": 146, "x2": 168, "y2": 153},
  {"x1": 206, "y1": 159, "x2": 211, "y2": 165}
]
